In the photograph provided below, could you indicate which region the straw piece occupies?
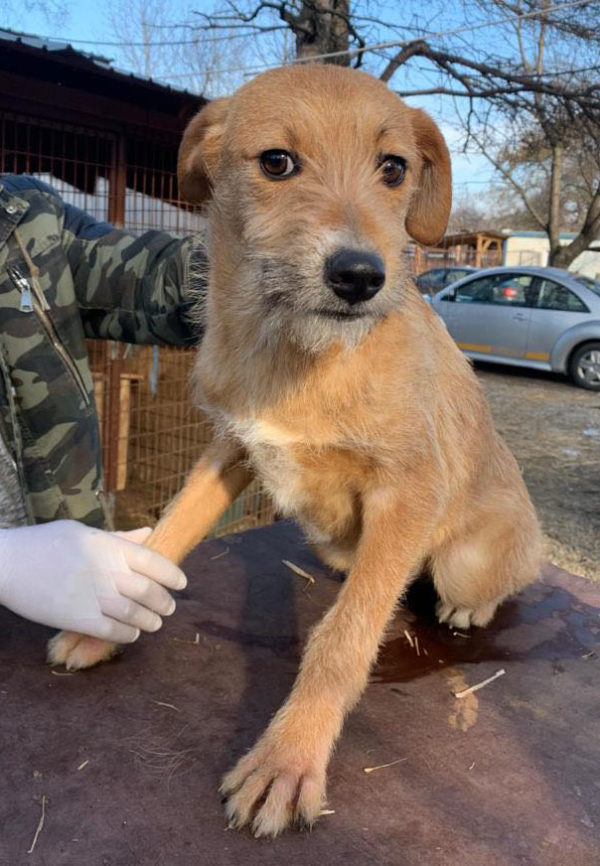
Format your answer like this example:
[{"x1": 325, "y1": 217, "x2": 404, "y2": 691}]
[
  {"x1": 27, "y1": 795, "x2": 46, "y2": 854},
  {"x1": 363, "y1": 757, "x2": 407, "y2": 774},
  {"x1": 453, "y1": 669, "x2": 506, "y2": 699},
  {"x1": 77, "y1": 760, "x2": 89, "y2": 771},
  {"x1": 282, "y1": 559, "x2": 315, "y2": 585}
]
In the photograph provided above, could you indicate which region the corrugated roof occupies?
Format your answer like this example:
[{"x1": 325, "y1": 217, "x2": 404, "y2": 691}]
[
  {"x1": 0, "y1": 27, "x2": 204, "y2": 99},
  {"x1": 0, "y1": 27, "x2": 111, "y2": 63},
  {"x1": 507, "y1": 230, "x2": 600, "y2": 243}
]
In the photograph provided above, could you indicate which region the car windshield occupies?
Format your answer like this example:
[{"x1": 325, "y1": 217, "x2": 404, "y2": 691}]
[
  {"x1": 444, "y1": 269, "x2": 472, "y2": 285},
  {"x1": 574, "y1": 275, "x2": 600, "y2": 297}
]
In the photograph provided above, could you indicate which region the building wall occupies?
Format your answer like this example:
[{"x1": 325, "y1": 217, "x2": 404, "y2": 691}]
[{"x1": 504, "y1": 234, "x2": 600, "y2": 278}]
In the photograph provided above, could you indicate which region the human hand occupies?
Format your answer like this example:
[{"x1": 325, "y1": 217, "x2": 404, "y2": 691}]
[{"x1": 0, "y1": 520, "x2": 186, "y2": 642}]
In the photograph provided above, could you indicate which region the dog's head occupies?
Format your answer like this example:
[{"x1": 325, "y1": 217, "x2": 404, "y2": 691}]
[{"x1": 179, "y1": 65, "x2": 451, "y2": 353}]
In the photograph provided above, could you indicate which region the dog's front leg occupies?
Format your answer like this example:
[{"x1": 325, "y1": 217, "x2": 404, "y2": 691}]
[
  {"x1": 145, "y1": 438, "x2": 252, "y2": 563},
  {"x1": 48, "y1": 439, "x2": 252, "y2": 670},
  {"x1": 221, "y1": 487, "x2": 434, "y2": 837}
]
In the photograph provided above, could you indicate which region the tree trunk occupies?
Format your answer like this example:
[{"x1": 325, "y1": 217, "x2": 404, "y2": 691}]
[
  {"x1": 550, "y1": 205, "x2": 600, "y2": 268},
  {"x1": 547, "y1": 141, "x2": 563, "y2": 265},
  {"x1": 295, "y1": 0, "x2": 350, "y2": 65},
  {"x1": 549, "y1": 171, "x2": 600, "y2": 269}
]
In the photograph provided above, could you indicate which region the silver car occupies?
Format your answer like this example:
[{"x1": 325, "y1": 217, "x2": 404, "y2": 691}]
[{"x1": 430, "y1": 266, "x2": 600, "y2": 390}]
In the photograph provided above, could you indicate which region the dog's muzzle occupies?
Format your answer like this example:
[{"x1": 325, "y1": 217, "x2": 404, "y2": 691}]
[{"x1": 325, "y1": 248, "x2": 385, "y2": 306}]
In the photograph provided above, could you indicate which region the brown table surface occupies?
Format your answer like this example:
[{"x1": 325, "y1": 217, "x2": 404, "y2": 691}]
[{"x1": 1, "y1": 521, "x2": 599, "y2": 866}]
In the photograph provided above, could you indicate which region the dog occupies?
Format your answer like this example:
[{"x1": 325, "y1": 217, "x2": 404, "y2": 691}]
[{"x1": 49, "y1": 64, "x2": 542, "y2": 836}]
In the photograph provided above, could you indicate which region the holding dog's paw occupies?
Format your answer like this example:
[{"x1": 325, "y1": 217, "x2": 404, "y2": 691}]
[{"x1": 0, "y1": 521, "x2": 186, "y2": 668}]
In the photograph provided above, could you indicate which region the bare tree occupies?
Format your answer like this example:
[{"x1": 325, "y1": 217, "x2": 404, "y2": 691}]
[
  {"x1": 472, "y1": 116, "x2": 600, "y2": 257},
  {"x1": 107, "y1": 0, "x2": 260, "y2": 97},
  {"x1": 439, "y1": 0, "x2": 600, "y2": 267},
  {"x1": 2, "y1": 0, "x2": 67, "y2": 28},
  {"x1": 447, "y1": 196, "x2": 493, "y2": 234},
  {"x1": 191, "y1": 0, "x2": 363, "y2": 66}
]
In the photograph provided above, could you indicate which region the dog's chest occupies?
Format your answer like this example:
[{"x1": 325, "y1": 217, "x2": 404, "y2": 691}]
[
  {"x1": 223, "y1": 415, "x2": 365, "y2": 551},
  {"x1": 229, "y1": 418, "x2": 307, "y2": 515}
]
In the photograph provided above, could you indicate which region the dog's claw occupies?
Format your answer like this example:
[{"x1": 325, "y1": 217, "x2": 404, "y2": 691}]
[
  {"x1": 297, "y1": 815, "x2": 314, "y2": 833},
  {"x1": 221, "y1": 737, "x2": 327, "y2": 837},
  {"x1": 436, "y1": 600, "x2": 499, "y2": 630}
]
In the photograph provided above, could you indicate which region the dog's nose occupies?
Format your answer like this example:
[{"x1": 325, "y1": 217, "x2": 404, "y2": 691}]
[{"x1": 325, "y1": 249, "x2": 385, "y2": 305}]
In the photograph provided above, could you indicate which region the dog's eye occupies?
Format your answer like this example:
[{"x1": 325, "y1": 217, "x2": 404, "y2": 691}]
[
  {"x1": 259, "y1": 150, "x2": 298, "y2": 179},
  {"x1": 379, "y1": 155, "x2": 406, "y2": 187}
]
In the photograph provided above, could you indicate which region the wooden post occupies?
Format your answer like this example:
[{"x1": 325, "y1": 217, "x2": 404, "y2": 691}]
[
  {"x1": 104, "y1": 134, "x2": 127, "y2": 494},
  {"x1": 108, "y1": 134, "x2": 127, "y2": 227},
  {"x1": 475, "y1": 234, "x2": 483, "y2": 268}
]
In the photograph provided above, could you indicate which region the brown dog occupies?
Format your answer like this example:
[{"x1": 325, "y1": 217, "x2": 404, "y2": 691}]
[{"x1": 49, "y1": 65, "x2": 541, "y2": 836}]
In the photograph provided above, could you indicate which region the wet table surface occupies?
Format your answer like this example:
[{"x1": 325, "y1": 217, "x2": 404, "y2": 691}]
[{"x1": 1, "y1": 521, "x2": 599, "y2": 866}]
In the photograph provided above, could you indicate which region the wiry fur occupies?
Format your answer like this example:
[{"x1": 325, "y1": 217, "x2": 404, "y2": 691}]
[{"x1": 49, "y1": 65, "x2": 542, "y2": 836}]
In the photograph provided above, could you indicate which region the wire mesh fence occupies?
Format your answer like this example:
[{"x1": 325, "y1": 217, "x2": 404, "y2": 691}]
[{"x1": 1, "y1": 109, "x2": 276, "y2": 536}]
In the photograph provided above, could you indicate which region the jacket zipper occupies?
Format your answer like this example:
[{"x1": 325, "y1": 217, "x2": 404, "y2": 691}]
[{"x1": 8, "y1": 266, "x2": 91, "y2": 407}]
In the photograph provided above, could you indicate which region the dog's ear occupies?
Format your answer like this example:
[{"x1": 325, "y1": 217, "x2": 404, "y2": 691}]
[
  {"x1": 177, "y1": 98, "x2": 231, "y2": 204},
  {"x1": 405, "y1": 109, "x2": 452, "y2": 247}
]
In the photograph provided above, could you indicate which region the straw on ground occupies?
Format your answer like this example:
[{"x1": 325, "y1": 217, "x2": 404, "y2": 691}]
[
  {"x1": 453, "y1": 669, "x2": 506, "y2": 699},
  {"x1": 282, "y1": 559, "x2": 315, "y2": 586},
  {"x1": 363, "y1": 757, "x2": 407, "y2": 774},
  {"x1": 27, "y1": 795, "x2": 46, "y2": 854}
]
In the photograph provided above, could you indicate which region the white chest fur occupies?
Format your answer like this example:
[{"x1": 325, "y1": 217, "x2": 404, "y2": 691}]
[{"x1": 227, "y1": 417, "x2": 307, "y2": 517}]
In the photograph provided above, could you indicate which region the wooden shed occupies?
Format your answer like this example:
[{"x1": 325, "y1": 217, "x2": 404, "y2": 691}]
[
  {"x1": 0, "y1": 27, "x2": 206, "y2": 228},
  {"x1": 408, "y1": 230, "x2": 505, "y2": 275},
  {"x1": 437, "y1": 230, "x2": 505, "y2": 268}
]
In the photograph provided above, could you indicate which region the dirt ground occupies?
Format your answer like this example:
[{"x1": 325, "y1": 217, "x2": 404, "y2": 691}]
[{"x1": 476, "y1": 362, "x2": 600, "y2": 582}]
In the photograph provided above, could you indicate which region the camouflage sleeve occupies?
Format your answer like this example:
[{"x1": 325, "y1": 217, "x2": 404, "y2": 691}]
[{"x1": 61, "y1": 203, "x2": 205, "y2": 346}]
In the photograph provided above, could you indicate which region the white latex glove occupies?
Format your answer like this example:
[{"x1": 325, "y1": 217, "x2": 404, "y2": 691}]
[{"x1": 0, "y1": 520, "x2": 187, "y2": 643}]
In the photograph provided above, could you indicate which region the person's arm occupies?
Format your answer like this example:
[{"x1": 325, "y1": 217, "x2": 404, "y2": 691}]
[{"x1": 60, "y1": 202, "x2": 206, "y2": 347}]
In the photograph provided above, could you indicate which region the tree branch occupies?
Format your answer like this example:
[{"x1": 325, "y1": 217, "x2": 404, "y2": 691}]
[{"x1": 469, "y1": 129, "x2": 548, "y2": 229}]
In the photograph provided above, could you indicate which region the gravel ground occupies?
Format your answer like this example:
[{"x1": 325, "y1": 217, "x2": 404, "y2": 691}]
[{"x1": 476, "y1": 362, "x2": 600, "y2": 581}]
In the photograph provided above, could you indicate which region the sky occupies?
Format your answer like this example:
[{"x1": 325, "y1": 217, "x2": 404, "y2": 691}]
[{"x1": 4, "y1": 0, "x2": 498, "y2": 199}]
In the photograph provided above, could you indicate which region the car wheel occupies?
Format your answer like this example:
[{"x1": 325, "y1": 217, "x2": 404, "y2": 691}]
[{"x1": 569, "y1": 342, "x2": 600, "y2": 390}]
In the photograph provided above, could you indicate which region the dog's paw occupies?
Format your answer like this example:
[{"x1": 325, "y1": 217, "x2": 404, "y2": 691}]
[
  {"x1": 436, "y1": 600, "x2": 498, "y2": 629},
  {"x1": 220, "y1": 735, "x2": 327, "y2": 837},
  {"x1": 47, "y1": 631, "x2": 121, "y2": 670}
]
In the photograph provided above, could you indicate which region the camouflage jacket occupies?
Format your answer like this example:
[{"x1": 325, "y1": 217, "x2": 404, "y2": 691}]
[{"x1": 0, "y1": 175, "x2": 202, "y2": 529}]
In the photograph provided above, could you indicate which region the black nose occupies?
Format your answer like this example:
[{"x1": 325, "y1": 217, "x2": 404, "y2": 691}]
[{"x1": 325, "y1": 248, "x2": 385, "y2": 305}]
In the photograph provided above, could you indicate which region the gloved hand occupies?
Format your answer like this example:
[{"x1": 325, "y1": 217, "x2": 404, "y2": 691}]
[{"x1": 0, "y1": 520, "x2": 186, "y2": 643}]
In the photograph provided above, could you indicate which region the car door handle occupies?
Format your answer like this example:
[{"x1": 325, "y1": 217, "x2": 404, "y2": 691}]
[{"x1": 512, "y1": 312, "x2": 527, "y2": 321}]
